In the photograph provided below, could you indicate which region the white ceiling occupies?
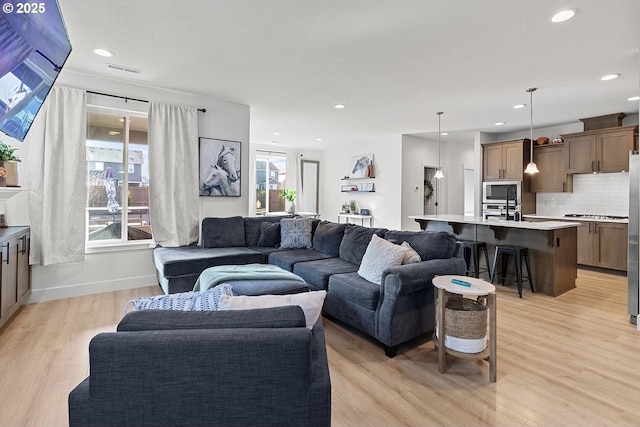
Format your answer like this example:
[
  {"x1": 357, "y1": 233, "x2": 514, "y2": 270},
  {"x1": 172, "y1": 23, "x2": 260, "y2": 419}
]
[{"x1": 58, "y1": 0, "x2": 639, "y2": 148}]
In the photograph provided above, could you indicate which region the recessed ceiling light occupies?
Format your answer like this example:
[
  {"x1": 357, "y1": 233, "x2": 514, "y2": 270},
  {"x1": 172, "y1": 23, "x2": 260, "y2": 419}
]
[
  {"x1": 93, "y1": 48, "x2": 114, "y2": 57},
  {"x1": 600, "y1": 73, "x2": 621, "y2": 81},
  {"x1": 495, "y1": 122, "x2": 505, "y2": 126},
  {"x1": 273, "y1": 132, "x2": 280, "y2": 136},
  {"x1": 316, "y1": 138, "x2": 323, "y2": 141},
  {"x1": 441, "y1": 132, "x2": 449, "y2": 136},
  {"x1": 513, "y1": 104, "x2": 526, "y2": 109},
  {"x1": 628, "y1": 96, "x2": 640, "y2": 101},
  {"x1": 334, "y1": 104, "x2": 345, "y2": 109},
  {"x1": 551, "y1": 9, "x2": 577, "y2": 23}
]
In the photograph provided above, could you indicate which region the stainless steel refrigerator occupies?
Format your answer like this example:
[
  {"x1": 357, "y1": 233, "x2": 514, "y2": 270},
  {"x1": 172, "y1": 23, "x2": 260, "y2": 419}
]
[{"x1": 629, "y1": 152, "x2": 640, "y2": 325}]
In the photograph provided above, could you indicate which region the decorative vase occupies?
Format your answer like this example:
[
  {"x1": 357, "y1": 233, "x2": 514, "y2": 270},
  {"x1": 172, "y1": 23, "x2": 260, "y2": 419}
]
[
  {"x1": 288, "y1": 202, "x2": 295, "y2": 214},
  {"x1": 0, "y1": 161, "x2": 18, "y2": 187}
]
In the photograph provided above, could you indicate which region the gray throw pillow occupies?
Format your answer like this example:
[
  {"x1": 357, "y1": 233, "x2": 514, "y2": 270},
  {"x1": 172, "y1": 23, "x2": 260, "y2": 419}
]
[
  {"x1": 257, "y1": 222, "x2": 281, "y2": 247},
  {"x1": 280, "y1": 217, "x2": 313, "y2": 249}
]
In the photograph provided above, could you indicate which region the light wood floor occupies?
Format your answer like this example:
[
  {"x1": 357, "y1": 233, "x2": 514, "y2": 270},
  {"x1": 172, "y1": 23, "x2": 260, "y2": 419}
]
[{"x1": 0, "y1": 268, "x2": 638, "y2": 426}]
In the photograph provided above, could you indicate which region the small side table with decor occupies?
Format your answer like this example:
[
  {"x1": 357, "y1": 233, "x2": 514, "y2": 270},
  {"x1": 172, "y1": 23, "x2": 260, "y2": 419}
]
[{"x1": 432, "y1": 275, "x2": 496, "y2": 382}]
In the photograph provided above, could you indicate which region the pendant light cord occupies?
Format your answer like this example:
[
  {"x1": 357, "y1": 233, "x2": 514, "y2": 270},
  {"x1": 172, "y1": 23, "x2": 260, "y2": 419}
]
[{"x1": 527, "y1": 88, "x2": 537, "y2": 160}]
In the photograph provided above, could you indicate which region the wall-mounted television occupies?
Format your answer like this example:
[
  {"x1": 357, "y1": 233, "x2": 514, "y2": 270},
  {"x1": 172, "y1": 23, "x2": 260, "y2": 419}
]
[{"x1": 0, "y1": 0, "x2": 72, "y2": 141}]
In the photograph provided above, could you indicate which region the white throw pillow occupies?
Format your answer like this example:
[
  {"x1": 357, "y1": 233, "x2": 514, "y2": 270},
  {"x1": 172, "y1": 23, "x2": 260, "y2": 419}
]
[
  {"x1": 217, "y1": 290, "x2": 326, "y2": 329},
  {"x1": 401, "y1": 241, "x2": 422, "y2": 264},
  {"x1": 357, "y1": 234, "x2": 408, "y2": 285}
]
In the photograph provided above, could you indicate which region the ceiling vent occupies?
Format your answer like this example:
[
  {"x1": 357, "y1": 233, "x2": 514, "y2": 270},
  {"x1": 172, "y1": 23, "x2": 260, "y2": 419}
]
[{"x1": 106, "y1": 63, "x2": 142, "y2": 75}]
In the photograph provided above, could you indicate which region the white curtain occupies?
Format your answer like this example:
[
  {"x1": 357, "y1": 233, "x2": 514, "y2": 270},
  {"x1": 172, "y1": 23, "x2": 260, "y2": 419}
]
[
  {"x1": 148, "y1": 103, "x2": 199, "y2": 247},
  {"x1": 26, "y1": 86, "x2": 87, "y2": 265}
]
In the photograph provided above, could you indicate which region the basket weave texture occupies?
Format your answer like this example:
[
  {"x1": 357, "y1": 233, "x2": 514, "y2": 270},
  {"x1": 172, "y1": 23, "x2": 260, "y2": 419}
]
[{"x1": 444, "y1": 296, "x2": 487, "y2": 340}]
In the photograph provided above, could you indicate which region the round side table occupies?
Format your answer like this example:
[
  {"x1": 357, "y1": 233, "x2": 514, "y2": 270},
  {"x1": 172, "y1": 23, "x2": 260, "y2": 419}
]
[{"x1": 432, "y1": 275, "x2": 496, "y2": 382}]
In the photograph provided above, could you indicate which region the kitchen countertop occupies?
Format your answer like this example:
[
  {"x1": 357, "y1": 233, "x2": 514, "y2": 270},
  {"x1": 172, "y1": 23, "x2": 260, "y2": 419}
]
[
  {"x1": 409, "y1": 214, "x2": 580, "y2": 230},
  {"x1": 523, "y1": 214, "x2": 629, "y2": 224}
]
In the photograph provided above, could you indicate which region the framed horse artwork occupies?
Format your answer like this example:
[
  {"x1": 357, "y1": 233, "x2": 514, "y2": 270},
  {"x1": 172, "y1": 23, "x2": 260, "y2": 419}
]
[{"x1": 199, "y1": 137, "x2": 241, "y2": 197}]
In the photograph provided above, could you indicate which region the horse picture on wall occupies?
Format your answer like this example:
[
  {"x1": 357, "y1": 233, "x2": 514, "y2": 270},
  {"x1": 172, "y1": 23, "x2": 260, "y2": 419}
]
[{"x1": 199, "y1": 137, "x2": 241, "y2": 196}]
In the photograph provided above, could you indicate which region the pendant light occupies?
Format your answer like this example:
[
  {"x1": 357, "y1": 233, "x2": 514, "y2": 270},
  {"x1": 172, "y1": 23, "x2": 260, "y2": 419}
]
[
  {"x1": 434, "y1": 111, "x2": 444, "y2": 179},
  {"x1": 524, "y1": 87, "x2": 540, "y2": 174}
]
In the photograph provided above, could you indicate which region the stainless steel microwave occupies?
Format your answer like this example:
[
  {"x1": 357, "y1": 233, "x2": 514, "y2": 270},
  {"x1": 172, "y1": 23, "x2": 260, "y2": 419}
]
[{"x1": 482, "y1": 181, "x2": 521, "y2": 205}]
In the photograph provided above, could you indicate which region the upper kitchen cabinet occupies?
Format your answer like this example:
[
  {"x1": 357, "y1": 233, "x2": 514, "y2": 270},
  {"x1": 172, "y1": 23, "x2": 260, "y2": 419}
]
[
  {"x1": 482, "y1": 138, "x2": 531, "y2": 181},
  {"x1": 563, "y1": 125, "x2": 638, "y2": 174},
  {"x1": 531, "y1": 144, "x2": 573, "y2": 193}
]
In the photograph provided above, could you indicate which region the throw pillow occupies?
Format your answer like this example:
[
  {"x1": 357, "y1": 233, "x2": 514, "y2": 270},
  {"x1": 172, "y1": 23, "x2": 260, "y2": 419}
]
[
  {"x1": 257, "y1": 221, "x2": 281, "y2": 247},
  {"x1": 125, "y1": 283, "x2": 233, "y2": 312},
  {"x1": 357, "y1": 234, "x2": 408, "y2": 285},
  {"x1": 280, "y1": 217, "x2": 313, "y2": 249},
  {"x1": 217, "y1": 290, "x2": 327, "y2": 329},
  {"x1": 401, "y1": 241, "x2": 422, "y2": 264}
]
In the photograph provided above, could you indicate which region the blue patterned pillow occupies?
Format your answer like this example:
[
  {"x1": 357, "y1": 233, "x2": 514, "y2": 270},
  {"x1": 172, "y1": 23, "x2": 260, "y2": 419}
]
[
  {"x1": 280, "y1": 217, "x2": 313, "y2": 249},
  {"x1": 126, "y1": 283, "x2": 233, "y2": 312}
]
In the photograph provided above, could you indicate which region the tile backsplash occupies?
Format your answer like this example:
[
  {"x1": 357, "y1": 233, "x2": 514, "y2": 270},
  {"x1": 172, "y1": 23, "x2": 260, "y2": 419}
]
[{"x1": 535, "y1": 172, "x2": 629, "y2": 217}]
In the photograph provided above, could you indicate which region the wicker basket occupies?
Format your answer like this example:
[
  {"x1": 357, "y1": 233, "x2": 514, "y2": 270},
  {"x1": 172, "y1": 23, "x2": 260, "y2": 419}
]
[{"x1": 437, "y1": 295, "x2": 487, "y2": 353}]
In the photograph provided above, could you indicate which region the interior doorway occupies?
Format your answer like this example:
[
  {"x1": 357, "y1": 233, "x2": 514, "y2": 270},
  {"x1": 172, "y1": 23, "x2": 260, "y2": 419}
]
[
  {"x1": 463, "y1": 166, "x2": 475, "y2": 216},
  {"x1": 423, "y1": 167, "x2": 439, "y2": 215}
]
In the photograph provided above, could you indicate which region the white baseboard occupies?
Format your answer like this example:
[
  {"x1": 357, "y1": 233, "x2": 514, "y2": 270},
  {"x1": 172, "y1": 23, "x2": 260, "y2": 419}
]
[{"x1": 26, "y1": 274, "x2": 160, "y2": 304}]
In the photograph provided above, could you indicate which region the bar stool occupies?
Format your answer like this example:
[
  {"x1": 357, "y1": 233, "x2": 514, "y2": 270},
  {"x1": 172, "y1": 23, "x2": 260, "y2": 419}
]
[
  {"x1": 459, "y1": 240, "x2": 492, "y2": 279},
  {"x1": 490, "y1": 245, "x2": 535, "y2": 298}
]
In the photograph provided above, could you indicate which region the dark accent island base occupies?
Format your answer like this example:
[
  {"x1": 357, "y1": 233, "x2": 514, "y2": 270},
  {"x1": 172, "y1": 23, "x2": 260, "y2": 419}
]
[{"x1": 410, "y1": 215, "x2": 579, "y2": 296}]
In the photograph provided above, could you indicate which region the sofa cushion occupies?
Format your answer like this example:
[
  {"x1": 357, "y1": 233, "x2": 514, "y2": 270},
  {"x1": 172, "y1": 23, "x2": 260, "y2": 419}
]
[
  {"x1": 312, "y1": 221, "x2": 347, "y2": 257},
  {"x1": 127, "y1": 284, "x2": 234, "y2": 311},
  {"x1": 293, "y1": 258, "x2": 359, "y2": 291},
  {"x1": 117, "y1": 305, "x2": 307, "y2": 331},
  {"x1": 202, "y1": 216, "x2": 246, "y2": 248},
  {"x1": 257, "y1": 222, "x2": 281, "y2": 247},
  {"x1": 339, "y1": 224, "x2": 388, "y2": 265},
  {"x1": 401, "y1": 241, "x2": 422, "y2": 264},
  {"x1": 384, "y1": 230, "x2": 457, "y2": 260},
  {"x1": 357, "y1": 234, "x2": 408, "y2": 285},
  {"x1": 280, "y1": 217, "x2": 313, "y2": 249},
  {"x1": 154, "y1": 246, "x2": 265, "y2": 278},
  {"x1": 328, "y1": 272, "x2": 381, "y2": 311},
  {"x1": 268, "y1": 248, "x2": 334, "y2": 272},
  {"x1": 244, "y1": 216, "x2": 289, "y2": 246},
  {"x1": 218, "y1": 290, "x2": 327, "y2": 329}
]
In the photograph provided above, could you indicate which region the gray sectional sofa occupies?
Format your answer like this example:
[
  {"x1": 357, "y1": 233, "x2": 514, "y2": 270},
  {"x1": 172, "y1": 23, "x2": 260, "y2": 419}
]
[
  {"x1": 153, "y1": 215, "x2": 466, "y2": 356},
  {"x1": 69, "y1": 306, "x2": 330, "y2": 427}
]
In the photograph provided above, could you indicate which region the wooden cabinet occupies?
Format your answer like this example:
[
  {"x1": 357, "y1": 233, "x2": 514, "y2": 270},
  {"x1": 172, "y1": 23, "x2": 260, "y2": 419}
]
[
  {"x1": 482, "y1": 138, "x2": 531, "y2": 181},
  {"x1": 531, "y1": 144, "x2": 573, "y2": 193},
  {"x1": 563, "y1": 125, "x2": 638, "y2": 174},
  {"x1": 577, "y1": 221, "x2": 627, "y2": 271},
  {"x1": 0, "y1": 227, "x2": 30, "y2": 330}
]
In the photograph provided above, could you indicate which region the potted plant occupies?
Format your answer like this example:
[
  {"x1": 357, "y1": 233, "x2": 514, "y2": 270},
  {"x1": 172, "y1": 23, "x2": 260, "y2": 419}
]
[
  {"x1": 282, "y1": 188, "x2": 297, "y2": 214},
  {"x1": 0, "y1": 139, "x2": 20, "y2": 187},
  {"x1": 349, "y1": 200, "x2": 357, "y2": 214}
]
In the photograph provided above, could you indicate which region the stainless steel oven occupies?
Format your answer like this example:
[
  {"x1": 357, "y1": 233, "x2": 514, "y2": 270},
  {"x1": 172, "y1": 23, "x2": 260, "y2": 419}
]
[{"x1": 482, "y1": 181, "x2": 522, "y2": 205}]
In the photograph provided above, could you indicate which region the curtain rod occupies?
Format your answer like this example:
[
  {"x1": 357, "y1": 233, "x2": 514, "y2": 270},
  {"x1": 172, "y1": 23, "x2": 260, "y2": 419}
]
[
  {"x1": 86, "y1": 90, "x2": 206, "y2": 113},
  {"x1": 256, "y1": 149, "x2": 287, "y2": 155}
]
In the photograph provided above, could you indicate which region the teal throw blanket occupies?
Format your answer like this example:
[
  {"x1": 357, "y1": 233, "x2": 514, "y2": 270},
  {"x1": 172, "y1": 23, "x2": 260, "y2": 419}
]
[{"x1": 193, "y1": 263, "x2": 306, "y2": 292}]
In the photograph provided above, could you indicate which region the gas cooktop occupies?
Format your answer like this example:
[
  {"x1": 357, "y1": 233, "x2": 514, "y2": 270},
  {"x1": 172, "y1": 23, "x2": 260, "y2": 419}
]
[{"x1": 564, "y1": 214, "x2": 628, "y2": 220}]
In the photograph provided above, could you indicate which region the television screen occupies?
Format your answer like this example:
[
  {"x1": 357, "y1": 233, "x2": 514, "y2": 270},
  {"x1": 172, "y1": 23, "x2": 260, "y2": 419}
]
[{"x1": 0, "y1": 0, "x2": 72, "y2": 141}]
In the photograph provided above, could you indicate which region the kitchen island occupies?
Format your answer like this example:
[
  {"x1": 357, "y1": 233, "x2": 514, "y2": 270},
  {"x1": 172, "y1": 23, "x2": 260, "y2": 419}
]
[{"x1": 409, "y1": 215, "x2": 580, "y2": 296}]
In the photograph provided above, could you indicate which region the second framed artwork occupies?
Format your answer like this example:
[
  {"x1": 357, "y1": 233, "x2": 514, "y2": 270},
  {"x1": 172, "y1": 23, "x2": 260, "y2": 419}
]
[{"x1": 199, "y1": 137, "x2": 241, "y2": 197}]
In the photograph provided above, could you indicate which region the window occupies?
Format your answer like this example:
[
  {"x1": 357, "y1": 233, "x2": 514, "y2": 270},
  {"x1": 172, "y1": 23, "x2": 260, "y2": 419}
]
[
  {"x1": 86, "y1": 108, "x2": 151, "y2": 244},
  {"x1": 255, "y1": 152, "x2": 287, "y2": 214}
]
